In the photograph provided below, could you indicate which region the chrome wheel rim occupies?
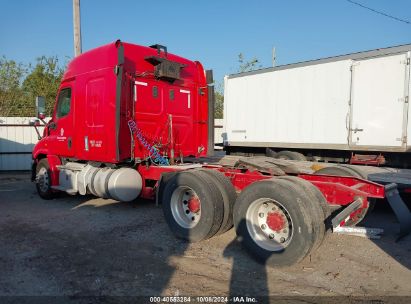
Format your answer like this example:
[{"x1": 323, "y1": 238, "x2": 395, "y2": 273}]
[
  {"x1": 246, "y1": 198, "x2": 293, "y2": 251},
  {"x1": 170, "y1": 186, "x2": 201, "y2": 228},
  {"x1": 37, "y1": 167, "x2": 50, "y2": 193}
]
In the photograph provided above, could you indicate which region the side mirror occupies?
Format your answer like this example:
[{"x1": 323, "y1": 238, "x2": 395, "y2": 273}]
[
  {"x1": 36, "y1": 96, "x2": 46, "y2": 119},
  {"x1": 29, "y1": 118, "x2": 40, "y2": 126},
  {"x1": 29, "y1": 118, "x2": 42, "y2": 140}
]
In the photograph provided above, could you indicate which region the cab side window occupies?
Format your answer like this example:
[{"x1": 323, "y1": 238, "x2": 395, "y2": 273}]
[{"x1": 56, "y1": 88, "x2": 71, "y2": 118}]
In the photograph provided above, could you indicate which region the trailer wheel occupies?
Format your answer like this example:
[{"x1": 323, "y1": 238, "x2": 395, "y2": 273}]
[
  {"x1": 233, "y1": 179, "x2": 321, "y2": 266},
  {"x1": 35, "y1": 158, "x2": 55, "y2": 200},
  {"x1": 314, "y1": 166, "x2": 373, "y2": 226},
  {"x1": 197, "y1": 169, "x2": 237, "y2": 234},
  {"x1": 276, "y1": 150, "x2": 306, "y2": 161},
  {"x1": 162, "y1": 170, "x2": 224, "y2": 242}
]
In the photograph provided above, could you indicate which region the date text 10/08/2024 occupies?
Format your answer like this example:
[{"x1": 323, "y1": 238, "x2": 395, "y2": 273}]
[{"x1": 149, "y1": 296, "x2": 258, "y2": 303}]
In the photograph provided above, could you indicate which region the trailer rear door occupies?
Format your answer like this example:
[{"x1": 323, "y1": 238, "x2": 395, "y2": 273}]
[{"x1": 349, "y1": 53, "x2": 409, "y2": 150}]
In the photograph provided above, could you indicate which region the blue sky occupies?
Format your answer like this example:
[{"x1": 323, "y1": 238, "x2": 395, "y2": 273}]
[{"x1": 1, "y1": 0, "x2": 410, "y2": 82}]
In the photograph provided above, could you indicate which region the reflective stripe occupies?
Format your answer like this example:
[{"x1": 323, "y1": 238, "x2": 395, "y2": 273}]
[{"x1": 180, "y1": 89, "x2": 191, "y2": 108}]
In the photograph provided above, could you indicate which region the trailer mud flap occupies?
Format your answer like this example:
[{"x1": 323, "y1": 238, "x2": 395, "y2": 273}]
[{"x1": 384, "y1": 183, "x2": 411, "y2": 240}]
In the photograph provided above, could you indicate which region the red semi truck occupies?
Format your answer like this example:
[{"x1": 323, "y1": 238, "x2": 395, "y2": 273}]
[{"x1": 31, "y1": 40, "x2": 411, "y2": 266}]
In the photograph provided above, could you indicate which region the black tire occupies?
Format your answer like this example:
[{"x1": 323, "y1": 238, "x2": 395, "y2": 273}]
[
  {"x1": 197, "y1": 169, "x2": 237, "y2": 235},
  {"x1": 278, "y1": 176, "x2": 331, "y2": 218},
  {"x1": 339, "y1": 165, "x2": 376, "y2": 214},
  {"x1": 339, "y1": 165, "x2": 366, "y2": 179},
  {"x1": 162, "y1": 170, "x2": 224, "y2": 242},
  {"x1": 233, "y1": 179, "x2": 321, "y2": 267},
  {"x1": 157, "y1": 172, "x2": 177, "y2": 205},
  {"x1": 315, "y1": 166, "x2": 361, "y2": 179},
  {"x1": 265, "y1": 148, "x2": 277, "y2": 158},
  {"x1": 35, "y1": 158, "x2": 56, "y2": 200},
  {"x1": 277, "y1": 176, "x2": 329, "y2": 250},
  {"x1": 276, "y1": 150, "x2": 307, "y2": 161},
  {"x1": 314, "y1": 166, "x2": 373, "y2": 226},
  {"x1": 274, "y1": 178, "x2": 325, "y2": 252}
]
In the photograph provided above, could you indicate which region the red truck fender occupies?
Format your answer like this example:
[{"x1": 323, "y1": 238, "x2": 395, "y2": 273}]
[{"x1": 32, "y1": 155, "x2": 61, "y2": 186}]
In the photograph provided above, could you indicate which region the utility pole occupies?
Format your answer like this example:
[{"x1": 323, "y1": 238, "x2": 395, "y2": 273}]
[{"x1": 73, "y1": 0, "x2": 82, "y2": 57}]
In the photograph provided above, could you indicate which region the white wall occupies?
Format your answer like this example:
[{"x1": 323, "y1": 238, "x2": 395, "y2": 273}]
[
  {"x1": 0, "y1": 117, "x2": 224, "y2": 171},
  {"x1": 214, "y1": 118, "x2": 224, "y2": 145},
  {"x1": 224, "y1": 60, "x2": 352, "y2": 146},
  {"x1": 0, "y1": 117, "x2": 46, "y2": 171}
]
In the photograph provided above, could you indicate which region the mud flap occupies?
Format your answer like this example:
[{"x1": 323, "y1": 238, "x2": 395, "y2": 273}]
[{"x1": 384, "y1": 183, "x2": 411, "y2": 241}]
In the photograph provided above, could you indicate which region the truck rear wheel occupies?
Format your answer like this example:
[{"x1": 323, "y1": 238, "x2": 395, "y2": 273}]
[
  {"x1": 275, "y1": 150, "x2": 307, "y2": 161},
  {"x1": 265, "y1": 148, "x2": 277, "y2": 158},
  {"x1": 277, "y1": 176, "x2": 329, "y2": 250},
  {"x1": 314, "y1": 166, "x2": 374, "y2": 226},
  {"x1": 233, "y1": 178, "x2": 322, "y2": 267},
  {"x1": 196, "y1": 169, "x2": 237, "y2": 235},
  {"x1": 35, "y1": 158, "x2": 55, "y2": 200},
  {"x1": 315, "y1": 166, "x2": 359, "y2": 178},
  {"x1": 339, "y1": 165, "x2": 376, "y2": 214},
  {"x1": 162, "y1": 170, "x2": 224, "y2": 242}
]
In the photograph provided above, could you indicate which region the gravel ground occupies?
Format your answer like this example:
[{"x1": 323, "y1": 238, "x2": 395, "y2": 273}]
[{"x1": 0, "y1": 172, "x2": 410, "y2": 302}]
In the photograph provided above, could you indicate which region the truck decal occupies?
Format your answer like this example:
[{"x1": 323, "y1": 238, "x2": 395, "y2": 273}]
[{"x1": 128, "y1": 120, "x2": 169, "y2": 166}]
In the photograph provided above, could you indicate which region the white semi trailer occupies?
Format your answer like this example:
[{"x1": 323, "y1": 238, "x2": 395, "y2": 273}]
[{"x1": 223, "y1": 44, "x2": 411, "y2": 167}]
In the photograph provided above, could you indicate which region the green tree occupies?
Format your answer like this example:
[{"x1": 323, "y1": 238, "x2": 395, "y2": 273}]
[
  {"x1": 237, "y1": 53, "x2": 261, "y2": 73},
  {"x1": 0, "y1": 56, "x2": 27, "y2": 116},
  {"x1": 0, "y1": 55, "x2": 66, "y2": 117},
  {"x1": 214, "y1": 82, "x2": 224, "y2": 119},
  {"x1": 213, "y1": 53, "x2": 261, "y2": 119},
  {"x1": 22, "y1": 56, "x2": 65, "y2": 116}
]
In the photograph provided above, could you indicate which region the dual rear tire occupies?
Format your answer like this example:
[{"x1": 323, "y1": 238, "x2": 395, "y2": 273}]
[
  {"x1": 233, "y1": 177, "x2": 326, "y2": 266},
  {"x1": 162, "y1": 169, "x2": 236, "y2": 242},
  {"x1": 162, "y1": 170, "x2": 327, "y2": 266}
]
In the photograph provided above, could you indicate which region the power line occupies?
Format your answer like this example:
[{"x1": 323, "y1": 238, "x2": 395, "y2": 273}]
[{"x1": 346, "y1": 0, "x2": 410, "y2": 25}]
